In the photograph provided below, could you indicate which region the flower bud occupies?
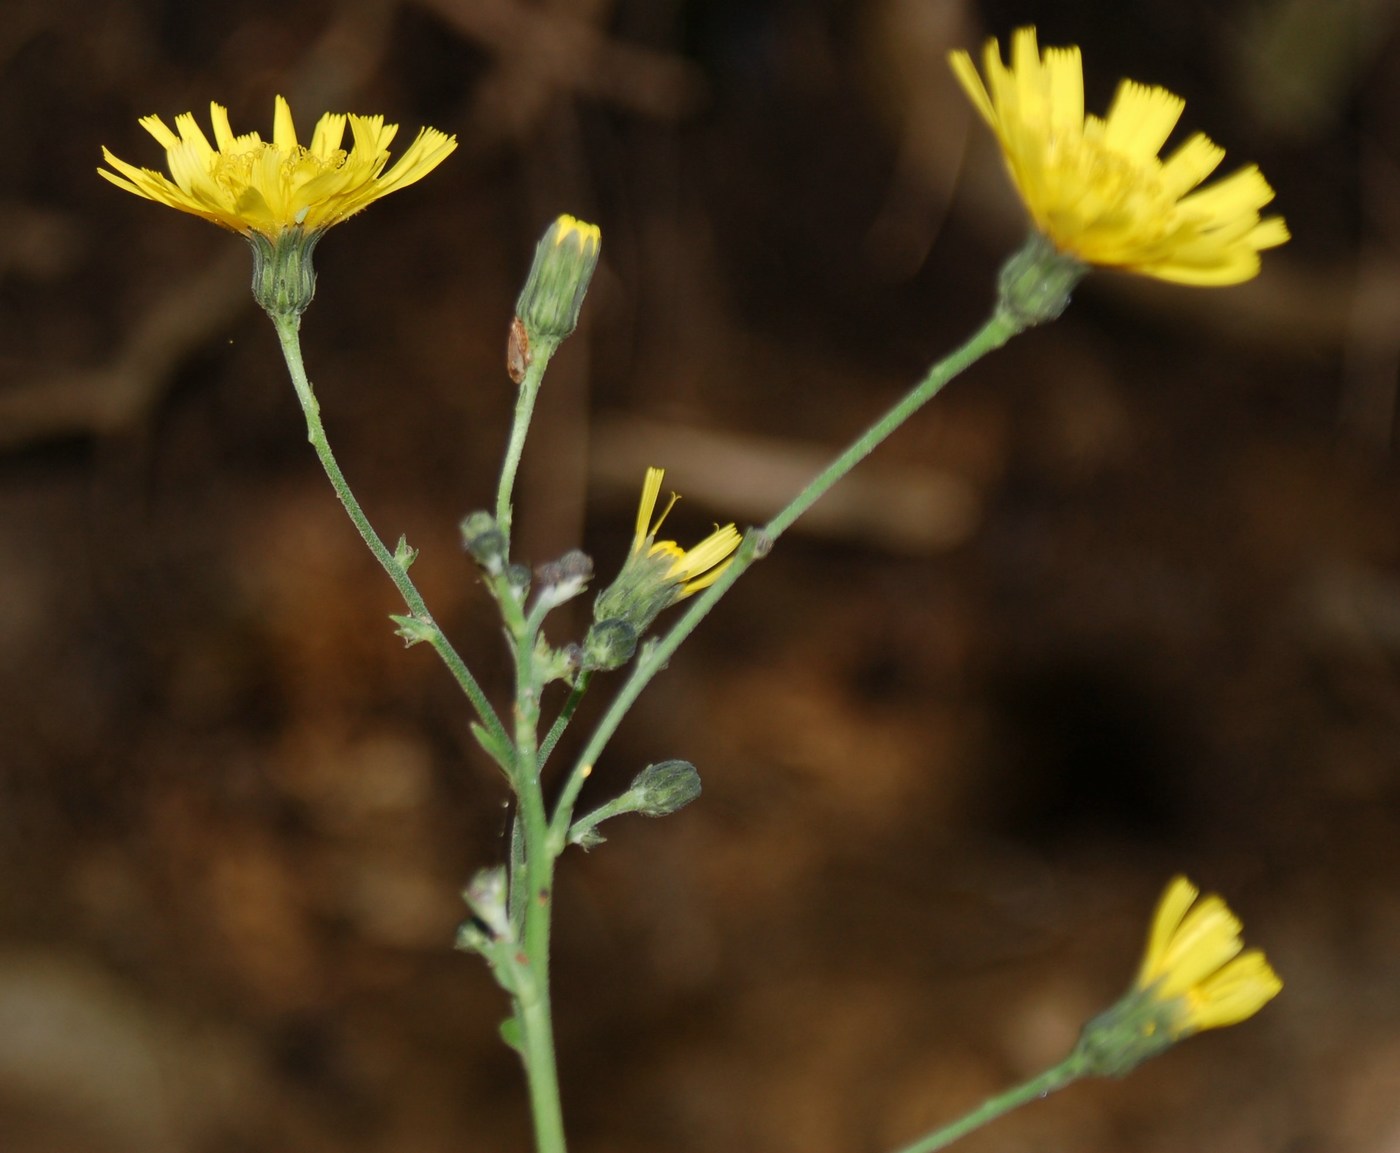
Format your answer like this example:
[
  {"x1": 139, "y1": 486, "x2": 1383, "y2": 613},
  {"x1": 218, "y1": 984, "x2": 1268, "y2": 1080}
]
[
  {"x1": 514, "y1": 214, "x2": 601, "y2": 349},
  {"x1": 581, "y1": 617, "x2": 638, "y2": 673},
  {"x1": 461, "y1": 510, "x2": 506, "y2": 575},
  {"x1": 626, "y1": 759, "x2": 702, "y2": 817},
  {"x1": 534, "y1": 549, "x2": 594, "y2": 614}
]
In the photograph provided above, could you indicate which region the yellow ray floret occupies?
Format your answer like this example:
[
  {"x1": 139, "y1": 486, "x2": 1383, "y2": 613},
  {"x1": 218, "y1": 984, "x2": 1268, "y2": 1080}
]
[
  {"x1": 99, "y1": 95, "x2": 457, "y2": 238},
  {"x1": 1137, "y1": 876, "x2": 1283, "y2": 1035},
  {"x1": 949, "y1": 28, "x2": 1289, "y2": 285},
  {"x1": 633, "y1": 466, "x2": 741, "y2": 597}
]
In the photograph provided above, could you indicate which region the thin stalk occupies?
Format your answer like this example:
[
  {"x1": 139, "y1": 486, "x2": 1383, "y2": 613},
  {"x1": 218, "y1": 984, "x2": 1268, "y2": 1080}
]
[
  {"x1": 568, "y1": 309, "x2": 1020, "y2": 792},
  {"x1": 539, "y1": 671, "x2": 592, "y2": 768},
  {"x1": 272, "y1": 315, "x2": 509, "y2": 752},
  {"x1": 496, "y1": 343, "x2": 556, "y2": 547},
  {"x1": 886, "y1": 1052, "x2": 1087, "y2": 1153},
  {"x1": 765, "y1": 311, "x2": 1018, "y2": 539}
]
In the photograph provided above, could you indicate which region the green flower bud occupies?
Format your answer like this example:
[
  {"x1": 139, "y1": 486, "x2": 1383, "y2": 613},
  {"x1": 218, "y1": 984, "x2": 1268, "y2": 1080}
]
[
  {"x1": 582, "y1": 617, "x2": 637, "y2": 673},
  {"x1": 566, "y1": 759, "x2": 704, "y2": 849},
  {"x1": 514, "y1": 214, "x2": 601, "y2": 349},
  {"x1": 627, "y1": 759, "x2": 702, "y2": 817},
  {"x1": 461, "y1": 511, "x2": 506, "y2": 575}
]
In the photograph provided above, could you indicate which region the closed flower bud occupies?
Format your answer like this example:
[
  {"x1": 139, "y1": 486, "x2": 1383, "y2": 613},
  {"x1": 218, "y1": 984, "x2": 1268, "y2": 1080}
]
[
  {"x1": 581, "y1": 617, "x2": 637, "y2": 673},
  {"x1": 461, "y1": 510, "x2": 507, "y2": 575},
  {"x1": 514, "y1": 214, "x2": 601, "y2": 350},
  {"x1": 627, "y1": 759, "x2": 702, "y2": 817},
  {"x1": 534, "y1": 549, "x2": 594, "y2": 614}
]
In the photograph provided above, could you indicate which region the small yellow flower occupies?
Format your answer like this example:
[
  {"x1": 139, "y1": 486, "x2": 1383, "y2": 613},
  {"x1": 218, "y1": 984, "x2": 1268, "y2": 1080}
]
[
  {"x1": 1137, "y1": 875, "x2": 1283, "y2": 1035},
  {"x1": 950, "y1": 27, "x2": 1289, "y2": 285},
  {"x1": 1071, "y1": 875, "x2": 1281, "y2": 1077},
  {"x1": 585, "y1": 468, "x2": 741, "y2": 671},
  {"x1": 627, "y1": 467, "x2": 741, "y2": 597},
  {"x1": 99, "y1": 95, "x2": 457, "y2": 239}
]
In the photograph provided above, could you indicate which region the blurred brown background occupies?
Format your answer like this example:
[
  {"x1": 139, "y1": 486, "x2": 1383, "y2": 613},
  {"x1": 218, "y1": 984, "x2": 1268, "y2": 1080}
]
[{"x1": 1, "y1": 0, "x2": 1397, "y2": 1150}]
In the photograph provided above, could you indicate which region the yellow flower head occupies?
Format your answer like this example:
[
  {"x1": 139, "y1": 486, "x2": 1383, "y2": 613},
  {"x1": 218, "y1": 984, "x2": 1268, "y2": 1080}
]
[
  {"x1": 627, "y1": 466, "x2": 741, "y2": 597},
  {"x1": 99, "y1": 95, "x2": 457, "y2": 239},
  {"x1": 1137, "y1": 875, "x2": 1283, "y2": 1035},
  {"x1": 585, "y1": 468, "x2": 741, "y2": 671},
  {"x1": 949, "y1": 28, "x2": 1289, "y2": 285},
  {"x1": 1072, "y1": 875, "x2": 1281, "y2": 1077}
]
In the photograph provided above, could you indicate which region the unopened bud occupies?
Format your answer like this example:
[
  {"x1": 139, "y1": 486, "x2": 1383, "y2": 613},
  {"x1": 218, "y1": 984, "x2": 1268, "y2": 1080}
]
[
  {"x1": 627, "y1": 759, "x2": 702, "y2": 817},
  {"x1": 461, "y1": 511, "x2": 506, "y2": 575},
  {"x1": 515, "y1": 214, "x2": 601, "y2": 349},
  {"x1": 581, "y1": 617, "x2": 638, "y2": 672}
]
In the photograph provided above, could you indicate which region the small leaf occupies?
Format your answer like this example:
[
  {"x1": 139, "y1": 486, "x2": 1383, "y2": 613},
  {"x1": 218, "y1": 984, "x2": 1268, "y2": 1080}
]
[
  {"x1": 390, "y1": 613, "x2": 434, "y2": 647},
  {"x1": 499, "y1": 1016, "x2": 524, "y2": 1053},
  {"x1": 394, "y1": 534, "x2": 420, "y2": 570},
  {"x1": 471, "y1": 721, "x2": 515, "y2": 778},
  {"x1": 569, "y1": 825, "x2": 606, "y2": 851}
]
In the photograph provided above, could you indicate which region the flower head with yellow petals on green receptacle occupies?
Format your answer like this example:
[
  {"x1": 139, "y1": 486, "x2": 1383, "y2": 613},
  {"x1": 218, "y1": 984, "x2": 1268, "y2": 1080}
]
[
  {"x1": 1072, "y1": 875, "x2": 1283, "y2": 1077},
  {"x1": 950, "y1": 27, "x2": 1289, "y2": 293},
  {"x1": 100, "y1": 96, "x2": 457, "y2": 316}
]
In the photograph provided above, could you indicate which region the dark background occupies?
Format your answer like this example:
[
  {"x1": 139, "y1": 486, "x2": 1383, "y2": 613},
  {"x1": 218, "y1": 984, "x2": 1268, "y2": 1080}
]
[{"x1": 1, "y1": 0, "x2": 1396, "y2": 1150}]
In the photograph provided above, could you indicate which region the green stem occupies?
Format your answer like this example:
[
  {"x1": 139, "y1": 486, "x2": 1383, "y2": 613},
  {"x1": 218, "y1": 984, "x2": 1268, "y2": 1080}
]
[
  {"x1": 539, "y1": 671, "x2": 591, "y2": 768},
  {"x1": 887, "y1": 1052, "x2": 1087, "y2": 1153},
  {"x1": 567, "y1": 308, "x2": 1020, "y2": 795},
  {"x1": 496, "y1": 342, "x2": 556, "y2": 548},
  {"x1": 271, "y1": 314, "x2": 510, "y2": 753},
  {"x1": 766, "y1": 310, "x2": 1018, "y2": 540},
  {"x1": 505, "y1": 614, "x2": 567, "y2": 1153}
]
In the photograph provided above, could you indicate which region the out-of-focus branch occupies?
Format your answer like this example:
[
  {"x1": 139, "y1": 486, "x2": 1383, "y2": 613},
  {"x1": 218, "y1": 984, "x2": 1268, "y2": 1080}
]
[{"x1": 0, "y1": 248, "x2": 249, "y2": 448}]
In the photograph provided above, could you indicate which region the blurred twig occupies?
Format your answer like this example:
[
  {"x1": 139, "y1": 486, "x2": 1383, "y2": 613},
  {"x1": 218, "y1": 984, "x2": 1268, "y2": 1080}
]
[
  {"x1": 417, "y1": 0, "x2": 707, "y2": 145},
  {"x1": 0, "y1": 248, "x2": 249, "y2": 448},
  {"x1": 590, "y1": 414, "x2": 982, "y2": 553}
]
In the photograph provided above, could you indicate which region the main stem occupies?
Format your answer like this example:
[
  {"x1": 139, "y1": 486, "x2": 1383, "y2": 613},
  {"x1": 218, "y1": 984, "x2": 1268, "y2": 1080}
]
[
  {"x1": 271, "y1": 315, "x2": 510, "y2": 751},
  {"x1": 507, "y1": 616, "x2": 568, "y2": 1153}
]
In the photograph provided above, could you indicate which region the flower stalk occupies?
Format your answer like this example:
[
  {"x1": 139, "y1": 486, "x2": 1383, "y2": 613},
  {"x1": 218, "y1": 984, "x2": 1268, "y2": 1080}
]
[
  {"x1": 270, "y1": 314, "x2": 509, "y2": 754},
  {"x1": 886, "y1": 876, "x2": 1279, "y2": 1153}
]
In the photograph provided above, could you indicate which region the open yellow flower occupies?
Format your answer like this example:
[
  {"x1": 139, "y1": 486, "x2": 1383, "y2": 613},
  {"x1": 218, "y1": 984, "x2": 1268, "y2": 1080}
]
[
  {"x1": 627, "y1": 467, "x2": 741, "y2": 597},
  {"x1": 1071, "y1": 874, "x2": 1281, "y2": 1077},
  {"x1": 1137, "y1": 875, "x2": 1283, "y2": 1035},
  {"x1": 99, "y1": 95, "x2": 456, "y2": 239},
  {"x1": 585, "y1": 468, "x2": 741, "y2": 671},
  {"x1": 950, "y1": 27, "x2": 1289, "y2": 285}
]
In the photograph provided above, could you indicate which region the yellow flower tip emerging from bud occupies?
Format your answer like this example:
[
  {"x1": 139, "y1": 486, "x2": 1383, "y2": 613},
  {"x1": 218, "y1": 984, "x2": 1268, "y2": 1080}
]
[
  {"x1": 554, "y1": 214, "x2": 602, "y2": 258},
  {"x1": 514, "y1": 214, "x2": 603, "y2": 350},
  {"x1": 1073, "y1": 875, "x2": 1281, "y2": 1079},
  {"x1": 949, "y1": 27, "x2": 1290, "y2": 286},
  {"x1": 584, "y1": 467, "x2": 740, "y2": 671},
  {"x1": 1137, "y1": 875, "x2": 1283, "y2": 1035},
  {"x1": 98, "y1": 95, "x2": 457, "y2": 240}
]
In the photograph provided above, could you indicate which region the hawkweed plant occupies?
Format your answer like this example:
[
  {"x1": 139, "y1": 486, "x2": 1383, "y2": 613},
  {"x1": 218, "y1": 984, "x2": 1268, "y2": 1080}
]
[{"x1": 100, "y1": 29, "x2": 1287, "y2": 1153}]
